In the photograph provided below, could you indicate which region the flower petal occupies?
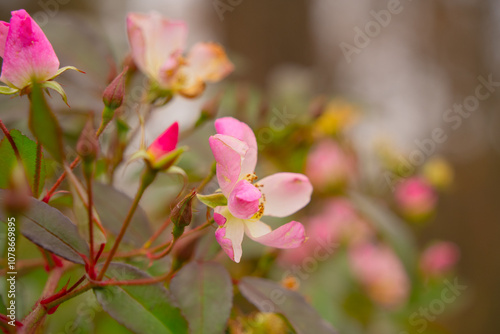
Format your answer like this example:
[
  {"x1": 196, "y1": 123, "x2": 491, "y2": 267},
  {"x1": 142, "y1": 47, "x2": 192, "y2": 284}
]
[
  {"x1": 127, "y1": 12, "x2": 187, "y2": 80},
  {"x1": 209, "y1": 134, "x2": 248, "y2": 196},
  {"x1": 228, "y1": 180, "x2": 262, "y2": 219},
  {"x1": 215, "y1": 213, "x2": 245, "y2": 263},
  {"x1": 1, "y1": 9, "x2": 59, "y2": 88},
  {"x1": 244, "y1": 220, "x2": 306, "y2": 249},
  {"x1": 0, "y1": 21, "x2": 9, "y2": 58},
  {"x1": 215, "y1": 117, "x2": 257, "y2": 175},
  {"x1": 186, "y1": 43, "x2": 233, "y2": 82},
  {"x1": 260, "y1": 173, "x2": 313, "y2": 217},
  {"x1": 147, "y1": 122, "x2": 179, "y2": 161}
]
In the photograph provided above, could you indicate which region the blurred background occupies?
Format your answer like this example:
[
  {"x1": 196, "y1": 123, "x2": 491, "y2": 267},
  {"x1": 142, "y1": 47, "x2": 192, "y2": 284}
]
[{"x1": 0, "y1": 0, "x2": 498, "y2": 333}]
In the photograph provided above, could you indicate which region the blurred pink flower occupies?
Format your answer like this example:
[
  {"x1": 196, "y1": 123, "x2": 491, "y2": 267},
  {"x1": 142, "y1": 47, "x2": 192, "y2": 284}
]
[
  {"x1": 349, "y1": 243, "x2": 410, "y2": 308},
  {"x1": 305, "y1": 139, "x2": 356, "y2": 192},
  {"x1": 395, "y1": 177, "x2": 437, "y2": 219},
  {"x1": 280, "y1": 199, "x2": 372, "y2": 265},
  {"x1": 0, "y1": 9, "x2": 80, "y2": 97},
  {"x1": 209, "y1": 117, "x2": 312, "y2": 263},
  {"x1": 127, "y1": 12, "x2": 233, "y2": 98},
  {"x1": 420, "y1": 241, "x2": 460, "y2": 277}
]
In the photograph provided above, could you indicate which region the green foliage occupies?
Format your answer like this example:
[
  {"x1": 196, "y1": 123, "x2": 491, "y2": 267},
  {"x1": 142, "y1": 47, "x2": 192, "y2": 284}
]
[
  {"x1": 0, "y1": 189, "x2": 89, "y2": 263},
  {"x1": 0, "y1": 129, "x2": 46, "y2": 195},
  {"x1": 29, "y1": 82, "x2": 65, "y2": 163},
  {"x1": 93, "y1": 263, "x2": 188, "y2": 334},
  {"x1": 92, "y1": 182, "x2": 153, "y2": 247},
  {"x1": 170, "y1": 262, "x2": 233, "y2": 334},
  {"x1": 239, "y1": 277, "x2": 339, "y2": 334}
]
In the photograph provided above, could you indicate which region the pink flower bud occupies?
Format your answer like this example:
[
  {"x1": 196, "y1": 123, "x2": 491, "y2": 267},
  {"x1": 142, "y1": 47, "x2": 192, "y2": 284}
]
[
  {"x1": 395, "y1": 177, "x2": 437, "y2": 219},
  {"x1": 305, "y1": 139, "x2": 357, "y2": 192},
  {"x1": 147, "y1": 122, "x2": 179, "y2": 162},
  {"x1": 349, "y1": 243, "x2": 410, "y2": 308},
  {"x1": 420, "y1": 241, "x2": 460, "y2": 277},
  {"x1": 103, "y1": 67, "x2": 128, "y2": 110}
]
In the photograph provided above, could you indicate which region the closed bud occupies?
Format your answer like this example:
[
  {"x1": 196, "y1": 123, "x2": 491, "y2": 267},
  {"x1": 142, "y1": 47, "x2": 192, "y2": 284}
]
[
  {"x1": 171, "y1": 190, "x2": 197, "y2": 240},
  {"x1": 103, "y1": 67, "x2": 128, "y2": 110},
  {"x1": 77, "y1": 119, "x2": 99, "y2": 165}
]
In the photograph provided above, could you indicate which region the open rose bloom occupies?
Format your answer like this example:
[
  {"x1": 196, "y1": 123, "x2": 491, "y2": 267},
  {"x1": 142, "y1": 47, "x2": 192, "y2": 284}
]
[
  {"x1": 0, "y1": 9, "x2": 79, "y2": 98},
  {"x1": 127, "y1": 12, "x2": 234, "y2": 98},
  {"x1": 209, "y1": 117, "x2": 313, "y2": 262}
]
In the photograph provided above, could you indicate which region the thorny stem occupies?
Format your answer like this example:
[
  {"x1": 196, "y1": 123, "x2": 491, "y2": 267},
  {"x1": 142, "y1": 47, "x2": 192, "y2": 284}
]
[{"x1": 97, "y1": 167, "x2": 156, "y2": 280}]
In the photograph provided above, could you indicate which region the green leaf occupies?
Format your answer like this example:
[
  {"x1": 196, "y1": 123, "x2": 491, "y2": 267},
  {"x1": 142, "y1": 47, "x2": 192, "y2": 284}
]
[
  {"x1": 94, "y1": 263, "x2": 188, "y2": 334},
  {"x1": 170, "y1": 262, "x2": 233, "y2": 334},
  {"x1": 348, "y1": 191, "x2": 417, "y2": 276},
  {"x1": 238, "y1": 277, "x2": 338, "y2": 334},
  {"x1": 0, "y1": 129, "x2": 46, "y2": 196},
  {"x1": 29, "y1": 82, "x2": 65, "y2": 163},
  {"x1": 92, "y1": 182, "x2": 153, "y2": 247},
  {"x1": 0, "y1": 189, "x2": 89, "y2": 264},
  {"x1": 196, "y1": 193, "x2": 227, "y2": 209}
]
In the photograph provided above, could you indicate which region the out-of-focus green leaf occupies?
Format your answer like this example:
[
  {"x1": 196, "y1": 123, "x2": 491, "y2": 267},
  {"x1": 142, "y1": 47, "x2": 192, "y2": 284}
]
[
  {"x1": 0, "y1": 189, "x2": 89, "y2": 264},
  {"x1": 239, "y1": 277, "x2": 338, "y2": 334},
  {"x1": 29, "y1": 82, "x2": 65, "y2": 163},
  {"x1": 348, "y1": 191, "x2": 417, "y2": 276},
  {"x1": 93, "y1": 263, "x2": 188, "y2": 334},
  {"x1": 0, "y1": 129, "x2": 46, "y2": 195},
  {"x1": 92, "y1": 182, "x2": 153, "y2": 247},
  {"x1": 170, "y1": 262, "x2": 233, "y2": 334}
]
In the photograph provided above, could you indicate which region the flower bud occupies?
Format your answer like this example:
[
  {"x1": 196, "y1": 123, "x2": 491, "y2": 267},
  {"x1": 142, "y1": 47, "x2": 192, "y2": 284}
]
[
  {"x1": 1, "y1": 163, "x2": 31, "y2": 215},
  {"x1": 394, "y1": 177, "x2": 437, "y2": 222},
  {"x1": 76, "y1": 119, "x2": 99, "y2": 172},
  {"x1": 422, "y1": 157, "x2": 454, "y2": 190},
  {"x1": 420, "y1": 241, "x2": 460, "y2": 277},
  {"x1": 102, "y1": 67, "x2": 128, "y2": 110},
  {"x1": 171, "y1": 190, "x2": 197, "y2": 240}
]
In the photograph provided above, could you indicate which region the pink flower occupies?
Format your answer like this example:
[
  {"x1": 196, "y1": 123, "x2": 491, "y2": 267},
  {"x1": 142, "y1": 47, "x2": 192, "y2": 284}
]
[
  {"x1": 127, "y1": 12, "x2": 233, "y2": 99},
  {"x1": 280, "y1": 199, "x2": 372, "y2": 265},
  {"x1": 305, "y1": 139, "x2": 357, "y2": 192},
  {"x1": 209, "y1": 117, "x2": 313, "y2": 263},
  {"x1": 395, "y1": 177, "x2": 438, "y2": 219},
  {"x1": 420, "y1": 241, "x2": 460, "y2": 277},
  {"x1": 349, "y1": 243, "x2": 410, "y2": 308},
  {"x1": 0, "y1": 9, "x2": 80, "y2": 98}
]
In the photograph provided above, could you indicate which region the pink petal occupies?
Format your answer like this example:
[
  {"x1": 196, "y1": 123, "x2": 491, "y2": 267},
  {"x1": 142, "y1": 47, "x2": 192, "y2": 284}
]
[
  {"x1": 147, "y1": 122, "x2": 179, "y2": 161},
  {"x1": 244, "y1": 220, "x2": 306, "y2": 249},
  {"x1": 215, "y1": 117, "x2": 257, "y2": 175},
  {"x1": 228, "y1": 180, "x2": 262, "y2": 219},
  {"x1": 1, "y1": 9, "x2": 59, "y2": 88},
  {"x1": 0, "y1": 21, "x2": 9, "y2": 58},
  {"x1": 127, "y1": 12, "x2": 187, "y2": 81},
  {"x1": 186, "y1": 43, "x2": 233, "y2": 81},
  {"x1": 214, "y1": 212, "x2": 227, "y2": 226},
  {"x1": 209, "y1": 134, "x2": 248, "y2": 196},
  {"x1": 259, "y1": 173, "x2": 313, "y2": 217},
  {"x1": 214, "y1": 214, "x2": 245, "y2": 263}
]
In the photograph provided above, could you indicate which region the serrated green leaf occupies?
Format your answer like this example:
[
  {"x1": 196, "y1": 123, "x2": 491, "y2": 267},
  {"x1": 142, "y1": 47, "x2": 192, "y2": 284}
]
[
  {"x1": 196, "y1": 193, "x2": 227, "y2": 208},
  {"x1": 0, "y1": 129, "x2": 46, "y2": 196},
  {"x1": 170, "y1": 262, "x2": 233, "y2": 334},
  {"x1": 29, "y1": 82, "x2": 65, "y2": 163},
  {"x1": 0, "y1": 189, "x2": 89, "y2": 263},
  {"x1": 239, "y1": 277, "x2": 338, "y2": 334},
  {"x1": 92, "y1": 182, "x2": 153, "y2": 247},
  {"x1": 94, "y1": 263, "x2": 188, "y2": 334}
]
